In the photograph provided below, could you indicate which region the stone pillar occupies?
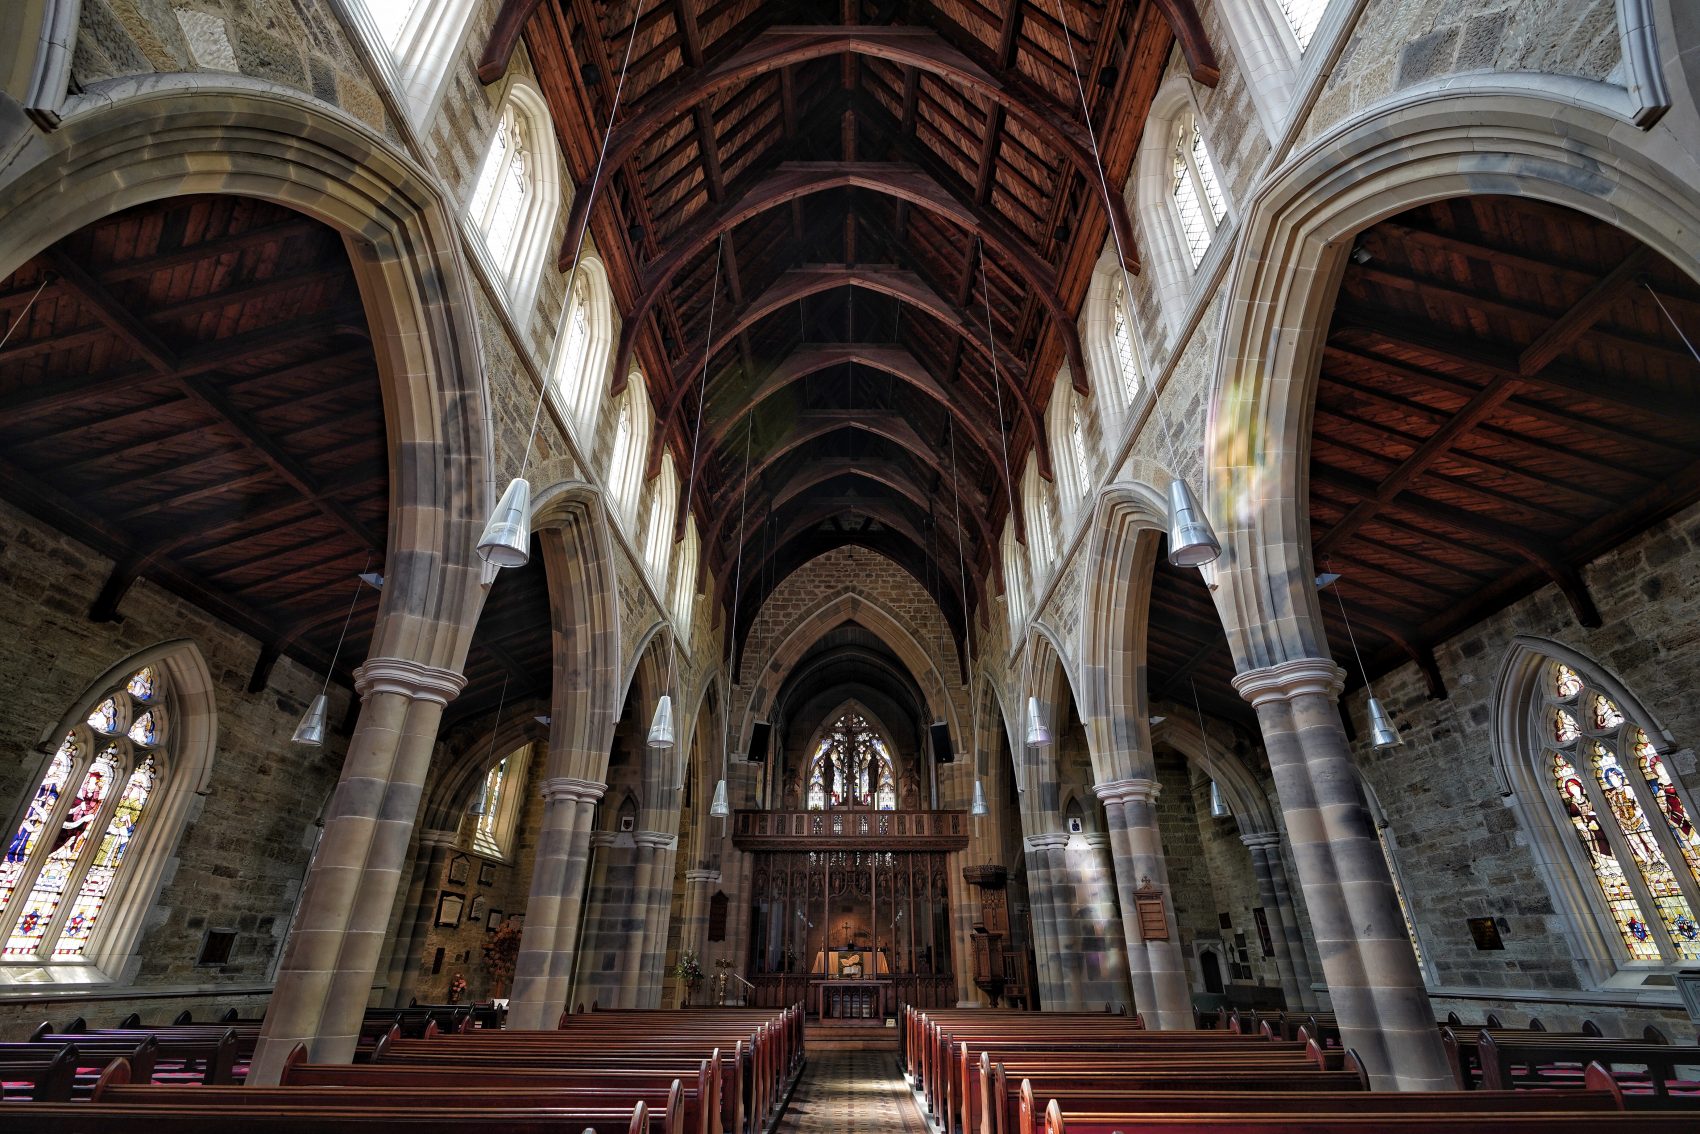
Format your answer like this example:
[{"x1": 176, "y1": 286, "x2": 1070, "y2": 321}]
[
  {"x1": 1233, "y1": 659, "x2": 1451, "y2": 1090},
  {"x1": 681, "y1": 870, "x2": 720, "y2": 963},
  {"x1": 1072, "y1": 831, "x2": 1134, "y2": 1012},
  {"x1": 1095, "y1": 779, "x2": 1193, "y2": 1028},
  {"x1": 1240, "y1": 831, "x2": 1315, "y2": 1010},
  {"x1": 383, "y1": 829, "x2": 459, "y2": 1008},
  {"x1": 626, "y1": 830, "x2": 674, "y2": 1007},
  {"x1": 506, "y1": 776, "x2": 605, "y2": 1029},
  {"x1": 250, "y1": 658, "x2": 464, "y2": 1082},
  {"x1": 1022, "y1": 832, "x2": 1071, "y2": 1008}
]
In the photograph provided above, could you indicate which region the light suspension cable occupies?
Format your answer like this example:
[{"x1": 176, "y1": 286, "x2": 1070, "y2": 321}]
[
  {"x1": 710, "y1": 418, "x2": 756, "y2": 820},
  {"x1": 1189, "y1": 676, "x2": 1231, "y2": 818},
  {"x1": 1321, "y1": 563, "x2": 1401, "y2": 749},
  {"x1": 292, "y1": 554, "x2": 375, "y2": 745},
  {"x1": 948, "y1": 421, "x2": 991, "y2": 819},
  {"x1": 1050, "y1": 0, "x2": 1220, "y2": 568},
  {"x1": 478, "y1": 6, "x2": 648, "y2": 569}
]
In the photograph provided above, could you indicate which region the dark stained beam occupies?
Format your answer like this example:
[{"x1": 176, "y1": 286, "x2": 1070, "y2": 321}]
[
  {"x1": 1150, "y1": 0, "x2": 1221, "y2": 85},
  {"x1": 476, "y1": 0, "x2": 546, "y2": 82}
]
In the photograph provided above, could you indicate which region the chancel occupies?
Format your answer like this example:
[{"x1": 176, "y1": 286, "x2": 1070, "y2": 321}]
[{"x1": 2, "y1": 1, "x2": 1700, "y2": 1131}]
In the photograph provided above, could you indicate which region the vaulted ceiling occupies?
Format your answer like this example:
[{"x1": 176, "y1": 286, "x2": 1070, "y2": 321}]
[{"x1": 492, "y1": 0, "x2": 1216, "y2": 650}]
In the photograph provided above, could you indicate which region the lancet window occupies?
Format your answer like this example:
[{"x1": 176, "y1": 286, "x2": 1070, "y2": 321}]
[{"x1": 806, "y1": 713, "x2": 898, "y2": 811}]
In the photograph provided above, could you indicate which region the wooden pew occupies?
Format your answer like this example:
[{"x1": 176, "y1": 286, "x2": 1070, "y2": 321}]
[
  {"x1": 280, "y1": 1044, "x2": 723, "y2": 1134},
  {"x1": 0, "y1": 1044, "x2": 78, "y2": 1102},
  {"x1": 1440, "y1": 1025, "x2": 1606, "y2": 1090},
  {"x1": 27, "y1": 1027, "x2": 238, "y2": 1085},
  {"x1": 0, "y1": 1036, "x2": 159, "y2": 1092},
  {"x1": 1013, "y1": 1080, "x2": 1627, "y2": 1134},
  {"x1": 1478, "y1": 1031, "x2": 1700, "y2": 1101}
]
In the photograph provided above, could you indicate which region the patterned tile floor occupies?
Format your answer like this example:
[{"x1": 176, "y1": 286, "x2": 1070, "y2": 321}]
[{"x1": 776, "y1": 1050, "x2": 932, "y2": 1133}]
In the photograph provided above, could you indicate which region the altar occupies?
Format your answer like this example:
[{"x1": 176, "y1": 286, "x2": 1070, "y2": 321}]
[{"x1": 809, "y1": 947, "x2": 892, "y2": 1021}]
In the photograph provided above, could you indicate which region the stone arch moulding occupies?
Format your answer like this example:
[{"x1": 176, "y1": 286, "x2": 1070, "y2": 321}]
[
  {"x1": 5, "y1": 640, "x2": 217, "y2": 985},
  {"x1": 1019, "y1": 630, "x2": 1078, "y2": 817},
  {"x1": 735, "y1": 588, "x2": 962, "y2": 771},
  {"x1": 1076, "y1": 483, "x2": 1173, "y2": 785},
  {"x1": 1148, "y1": 715, "x2": 1277, "y2": 836},
  {"x1": 1205, "y1": 86, "x2": 1700, "y2": 680},
  {"x1": 532, "y1": 481, "x2": 624, "y2": 784},
  {"x1": 0, "y1": 74, "x2": 496, "y2": 675},
  {"x1": 419, "y1": 700, "x2": 550, "y2": 832}
]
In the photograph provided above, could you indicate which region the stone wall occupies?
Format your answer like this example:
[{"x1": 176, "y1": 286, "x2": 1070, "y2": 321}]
[
  {"x1": 1343, "y1": 499, "x2": 1700, "y2": 1030},
  {"x1": 0, "y1": 496, "x2": 343, "y2": 1036}
]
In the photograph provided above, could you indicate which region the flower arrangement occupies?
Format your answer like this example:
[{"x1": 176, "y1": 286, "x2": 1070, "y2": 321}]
[
  {"x1": 669, "y1": 949, "x2": 704, "y2": 985},
  {"x1": 447, "y1": 972, "x2": 467, "y2": 1003},
  {"x1": 483, "y1": 918, "x2": 522, "y2": 997}
]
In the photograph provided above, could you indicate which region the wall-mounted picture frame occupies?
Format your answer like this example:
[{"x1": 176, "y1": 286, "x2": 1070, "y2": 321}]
[
  {"x1": 486, "y1": 908, "x2": 503, "y2": 931},
  {"x1": 435, "y1": 891, "x2": 465, "y2": 928},
  {"x1": 619, "y1": 814, "x2": 636, "y2": 832},
  {"x1": 478, "y1": 861, "x2": 496, "y2": 887},
  {"x1": 447, "y1": 855, "x2": 470, "y2": 885}
]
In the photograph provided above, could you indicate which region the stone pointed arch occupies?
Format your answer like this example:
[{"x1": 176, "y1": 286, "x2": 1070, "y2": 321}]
[
  {"x1": 1147, "y1": 715, "x2": 1275, "y2": 835},
  {"x1": 1076, "y1": 483, "x2": 1177, "y2": 784},
  {"x1": 1206, "y1": 88, "x2": 1700, "y2": 680},
  {"x1": 0, "y1": 76, "x2": 494, "y2": 675},
  {"x1": 736, "y1": 586, "x2": 962, "y2": 763}
]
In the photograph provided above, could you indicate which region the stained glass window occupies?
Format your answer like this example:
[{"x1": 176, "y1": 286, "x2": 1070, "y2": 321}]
[
  {"x1": 470, "y1": 755, "x2": 508, "y2": 858},
  {"x1": 1110, "y1": 279, "x2": 1140, "y2": 404},
  {"x1": 1538, "y1": 660, "x2": 1700, "y2": 962},
  {"x1": 1, "y1": 665, "x2": 166, "y2": 965},
  {"x1": 805, "y1": 712, "x2": 898, "y2": 811},
  {"x1": 1171, "y1": 118, "x2": 1227, "y2": 269}
]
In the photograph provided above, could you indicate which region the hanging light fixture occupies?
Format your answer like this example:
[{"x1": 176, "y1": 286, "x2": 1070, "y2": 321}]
[
  {"x1": 710, "y1": 778, "x2": 730, "y2": 818},
  {"x1": 972, "y1": 779, "x2": 989, "y2": 817},
  {"x1": 1050, "y1": 0, "x2": 1220, "y2": 570},
  {"x1": 293, "y1": 562, "x2": 378, "y2": 746},
  {"x1": 1208, "y1": 780, "x2": 1231, "y2": 819},
  {"x1": 647, "y1": 693, "x2": 675, "y2": 748},
  {"x1": 1318, "y1": 570, "x2": 1402, "y2": 749},
  {"x1": 476, "y1": 16, "x2": 645, "y2": 569},
  {"x1": 1025, "y1": 696, "x2": 1052, "y2": 747}
]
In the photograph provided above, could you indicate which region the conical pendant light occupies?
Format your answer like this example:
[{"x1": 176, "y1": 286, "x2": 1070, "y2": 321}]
[
  {"x1": 1166, "y1": 479, "x2": 1221, "y2": 567},
  {"x1": 1049, "y1": 0, "x2": 1221, "y2": 571},
  {"x1": 709, "y1": 778, "x2": 730, "y2": 818},
  {"x1": 291, "y1": 694, "x2": 328, "y2": 745},
  {"x1": 293, "y1": 563, "x2": 378, "y2": 746},
  {"x1": 647, "y1": 693, "x2": 675, "y2": 749},
  {"x1": 1208, "y1": 780, "x2": 1231, "y2": 819},
  {"x1": 477, "y1": 476, "x2": 532, "y2": 568},
  {"x1": 1318, "y1": 569, "x2": 1403, "y2": 749},
  {"x1": 971, "y1": 779, "x2": 989, "y2": 817},
  {"x1": 1025, "y1": 696, "x2": 1052, "y2": 747},
  {"x1": 478, "y1": 13, "x2": 643, "y2": 572},
  {"x1": 1367, "y1": 697, "x2": 1402, "y2": 749}
]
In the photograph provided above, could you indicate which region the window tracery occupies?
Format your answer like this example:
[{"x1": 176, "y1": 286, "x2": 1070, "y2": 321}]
[
  {"x1": 1539, "y1": 661, "x2": 1700, "y2": 961},
  {"x1": 1171, "y1": 118, "x2": 1227, "y2": 268},
  {"x1": 806, "y1": 712, "x2": 898, "y2": 811},
  {"x1": 1278, "y1": 0, "x2": 1329, "y2": 51},
  {"x1": 2, "y1": 666, "x2": 164, "y2": 962},
  {"x1": 467, "y1": 85, "x2": 560, "y2": 310},
  {"x1": 1110, "y1": 278, "x2": 1141, "y2": 404}
]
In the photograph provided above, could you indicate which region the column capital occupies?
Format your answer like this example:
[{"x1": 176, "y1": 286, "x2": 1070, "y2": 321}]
[
  {"x1": 633, "y1": 830, "x2": 677, "y2": 850},
  {"x1": 1078, "y1": 831, "x2": 1111, "y2": 850},
  {"x1": 1094, "y1": 776, "x2": 1160, "y2": 806},
  {"x1": 1231, "y1": 657, "x2": 1346, "y2": 707},
  {"x1": 1024, "y1": 832, "x2": 1069, "y2": 852},
  {"x1": 1239, "y1": 830, "x2": 1283, "y2": 850},
  {"x1": 417, "y1": 828, "x2": 461, "y2": 849},
  {"x1": 685, "y1": 869, "x2": 721, "y2": 884},
  {"x1": 588, "y1": 830, "x2": 619, "y2": 848},
  {"x1": 540, "y1": 776, "x2": 606, "y2": 804},
  {"x1": 354, "y1": 657, "x2": 467, "y2": 705}
]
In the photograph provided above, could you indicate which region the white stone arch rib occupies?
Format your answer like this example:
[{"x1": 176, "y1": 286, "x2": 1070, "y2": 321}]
[
  {"x1": 1206, "y1": 87, "x2": 1700, "y2": 680},
  {"x1": 4, "y1": 640, "x2": 216, "y2": 985},
  {"x1": 1490, "y1": 634, "x2": 1692, "y2": 984}
]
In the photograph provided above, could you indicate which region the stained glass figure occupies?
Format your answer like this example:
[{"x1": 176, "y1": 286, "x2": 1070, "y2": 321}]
[
  {"x1": 87, "y1": 697, "x2": 120, "y2": 735},
  {"x1": 1538, "y1": 659, "x2": 1700, "y2": 962},
  {"x1": 1, "y1": 661, "x2": 170, "y2": 964},
  {"x1": 804, "y1": 712, "x2": 898, "y2": 811}
]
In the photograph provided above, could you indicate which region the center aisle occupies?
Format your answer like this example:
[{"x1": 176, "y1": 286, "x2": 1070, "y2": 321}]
[{"x1": 776, "y1": 1049, "x2": 932, "y2": 1133}]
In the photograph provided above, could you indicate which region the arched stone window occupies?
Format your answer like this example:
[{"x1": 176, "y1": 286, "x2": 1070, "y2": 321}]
[
  {"x1": 1214, "y1": 0, "x2": 1339, "y2": 140},
  {"x1": 1497, "y1": 641, "x2": 1700, "y2": 978},
  {"x1": 468, "y1": 82, "x2": 560, "y2": 313},
  {"x1": 1277, "y1": 0, "x2": 1330, "y2": 49},
  {"x1": 1001, "y1": 523, "x2": 1028, "y2": 630},
  {"x1": 1021, "y1": 457, "x2": 1057, "y2": 590},
  {"x1": 643, "y1": 453, "x2": 680, "y2": 584},
  {"x1": 1048, "y1": 378, "x2": 1095, "y2": 521},
  {"x1": 671, "y1": 519, "x2": 700, "y2": 630},
  {"x1": 1, "y1": 644, "x2": 215, "y2": 984},
  {"x1": 549, "y1": 258, "x2": 616, "y2": 437},
  {"x1": 805, "y1": 710, "x2": 898, "y2": 811},
  {"x1": 1079, "y1": 250, "x2": 1146, "y2": 418},
  {"x1": 1133, "y1": 80, "x2": 1230, "y2": 336},
  {"x1": 608, "y1": 377, "x2": 652, "y2": 531},
  {"x1": 465, "y1": 743, "x2": 533, "y2": 861},
  {"x1": 363, "y1": 0, "x2": 480, "y2": 121}
]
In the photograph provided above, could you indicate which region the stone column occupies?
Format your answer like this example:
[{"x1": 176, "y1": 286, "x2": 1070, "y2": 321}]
[
  {"x1": 250, "y1": 658, "x2": 465, "y2": 1082},
  {"x1": 383, "y1": 829, "x2": 459, "y2": 1008},
  {"x1": 1233, "y1": 659, "x2": 1451, "y2": 1090},
  {"x1": 1240, "y1": 831, "x2": 1315, "y2": 1010},
  {"x1": 1022, "y1": 832, "x2": 1071, "y2": 1008},
  {"x1": 1095, "y1": 779, "x2": 1193, "y2": 1028},
  {"x1": 625, "y1": 830, "x2": 674, "y2": 1007},
  {"x1": 680, "y1": 867, "x2": 721, "y2": 997},
  {"x1": 506, "y1": 776, "x2": 605, "y2": 1029},
  {"x1": 1072, "y1": 832, "x2": 1134, "y2": 1012}
]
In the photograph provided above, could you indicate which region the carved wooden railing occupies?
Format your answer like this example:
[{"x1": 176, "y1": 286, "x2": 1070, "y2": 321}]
[{"x1": 731, "y1": 809, "x2": 969, "y2": 850}]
